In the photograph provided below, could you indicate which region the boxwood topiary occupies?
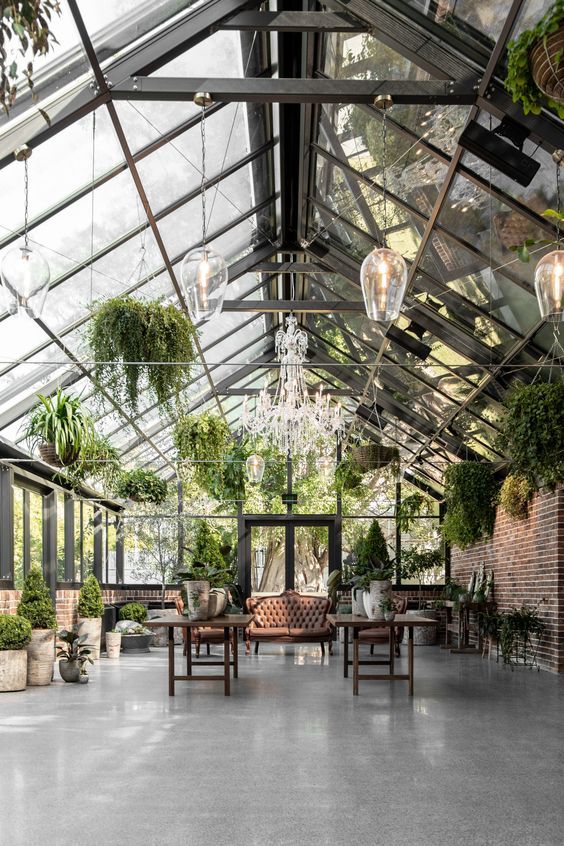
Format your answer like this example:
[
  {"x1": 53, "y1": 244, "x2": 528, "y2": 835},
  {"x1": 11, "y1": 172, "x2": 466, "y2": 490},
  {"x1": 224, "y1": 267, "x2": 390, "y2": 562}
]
[
  {"x1": 0, "y1": 614, "x2": 32, "y2": 650},
  {"x1": 442, "y1": 462, "x2": 498, "y2": 549},
  {"x1": 118, "y1": 603, "x2": 147, "y2": 625},
  {"x1": 77, "y1": 574, "x2": 104, "y2": 618},
  {"x1": 17, "y1": 566, "x2": 57, "y2": 629}
]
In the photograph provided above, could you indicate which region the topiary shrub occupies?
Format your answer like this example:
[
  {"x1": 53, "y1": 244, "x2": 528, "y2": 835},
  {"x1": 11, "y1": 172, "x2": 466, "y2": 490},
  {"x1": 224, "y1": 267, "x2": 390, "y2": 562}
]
[
  {"x1": 118, "y1": 603, "x2": 147, "y2": 625},
  {"x1": 77, "y1": 574, "x2": 104, "y2": 618},
  {"x1": 499, "y1": 474, "x2": 534, "y2": 520},
  {"x1": 442, "y1": 462, "x2": 498, "y2": 549},
  {"x1": 354, "y1": 519, "x2": 394, "y2": 581},
  {"x1": 17, "y1": 567, "x2": 56, "y2": 629},
  {"x1": 500, "y1": 382, "x2": 564, "y2": 490},
  {"x1": 0, "y1": 615, "x2": 32, "y2": 650}
]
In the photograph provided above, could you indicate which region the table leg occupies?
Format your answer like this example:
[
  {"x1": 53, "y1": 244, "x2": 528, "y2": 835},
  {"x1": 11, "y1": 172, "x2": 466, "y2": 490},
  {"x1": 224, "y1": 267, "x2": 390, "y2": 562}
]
[
  {"x1": 408, "y1": 627, "x2": 414, "y2": 696},
  {"x1": 232, "y1": 628, "x2": 238, "y2": 679},
  {"x1": 353, "y1": 628, "x2": 359, "y2": 696},
  {"x1": 168, "y1": 626, "x2": 175, "y2": 697},
  {"x1": 186, "y1": 627, "x2": 192, "y2": 675},
  {"x1": 389, "y1": 626, "x2": 395, "y2": 675},
  {"x1": 223, "y1": 627, "x2": 231, "y2": 696},
  {"x1": 343, "y1": 625, "x2": 349, "y2": 678}
]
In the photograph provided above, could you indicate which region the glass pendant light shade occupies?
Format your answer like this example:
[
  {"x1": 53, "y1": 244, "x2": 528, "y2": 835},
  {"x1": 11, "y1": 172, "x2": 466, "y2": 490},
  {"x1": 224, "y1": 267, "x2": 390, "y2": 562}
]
[
  {"x1": 316, "y1": 455, "x2": 333, "y2": 480},
  {"x1": 180, "y1": 246, "x2": 228, "y2": 322},
  {"x1": 246, "y1": 453, "x2": 265, "y2": 484},
  {"x1": 534, "y1": 249, "x2": 564, "y2": 322},
  {"x1": 0, "y1": 244, "x2": 50, "y2": 317},
  {"x1": 360, "y1": 246, "x2": 408, "y2": 322}
]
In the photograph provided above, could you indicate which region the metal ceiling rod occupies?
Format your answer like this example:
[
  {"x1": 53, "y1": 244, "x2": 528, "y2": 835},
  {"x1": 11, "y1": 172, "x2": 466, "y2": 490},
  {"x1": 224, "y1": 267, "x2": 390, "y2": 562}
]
[{"x1": 219, "y1": 11, "x2": 368, "y2": 32}]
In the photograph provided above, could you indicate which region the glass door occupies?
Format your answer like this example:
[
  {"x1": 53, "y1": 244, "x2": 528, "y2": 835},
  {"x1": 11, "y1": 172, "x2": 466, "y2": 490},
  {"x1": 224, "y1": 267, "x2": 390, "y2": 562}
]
[
  {"x1": 294, "y1": 525, "x2": 329, "y2": 595},
  {"x1": 250, "y1": 524, "x2": 285, "y2": 594}
]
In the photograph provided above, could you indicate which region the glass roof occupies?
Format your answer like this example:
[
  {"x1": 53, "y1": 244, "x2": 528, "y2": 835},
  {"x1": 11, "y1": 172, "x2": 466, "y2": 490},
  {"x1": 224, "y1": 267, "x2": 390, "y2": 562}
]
[{"x1": 0, "y1": 0, "x2": 562, "y2": 497}]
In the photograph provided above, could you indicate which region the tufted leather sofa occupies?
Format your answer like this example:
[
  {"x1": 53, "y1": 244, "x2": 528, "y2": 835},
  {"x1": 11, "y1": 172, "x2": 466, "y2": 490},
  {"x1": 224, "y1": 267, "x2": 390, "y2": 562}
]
[
  {"x1": 359, "y1": 593, "x2": 408, "y2": 657},
  {"x1": 245, "y1": 589, "x2": 333, "y2": 655}
]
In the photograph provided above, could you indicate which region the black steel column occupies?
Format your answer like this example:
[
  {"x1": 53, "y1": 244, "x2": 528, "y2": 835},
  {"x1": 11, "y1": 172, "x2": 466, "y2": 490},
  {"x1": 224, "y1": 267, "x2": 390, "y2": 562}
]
[
  {"x1": 64, "y1": 495, "x2": 75, "y2": 582},
  {"x1": 115, "y1": 515, "x2": 124, "y2": 584},
  {"x1": 237, "y1": 508, "x2": 248, "y2": 600},
  {"x1": 395, "y1": 480, "x2": 402, "y2": 587},
  {"x1": 42, "y1": 490, "x2": 57, "y2": 597},
  {"x1": 440, "y1": 501, "x2": 450, "y2": 582},
  {"x1": 333, "y1": 438, "x2": 342, "y2": 574},
  {"x1": 0, "y1": 466, "x2": 13, "y2": 581},
  {"x1": 23, "y1": 489, "x2": 30, "y2": 577},
  {"x1": 177, "y1": 478, "x2": 184, "y2": 572},
  {"x1": 93, "y1": 507, "x2": 103, "y2": 582}
]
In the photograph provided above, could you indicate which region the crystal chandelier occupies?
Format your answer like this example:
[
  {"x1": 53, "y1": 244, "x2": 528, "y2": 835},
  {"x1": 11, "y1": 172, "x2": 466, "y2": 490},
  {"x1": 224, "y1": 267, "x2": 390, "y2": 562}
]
[
  {"x1": 360, "y1": 95, "x2": 408, "y2": 322},
  {"x1": 0, "y1": 145, "x2": 50, "y2": 318},
  {"x1": 242, "y1": 314, "x2": 344, "y2": 456}
]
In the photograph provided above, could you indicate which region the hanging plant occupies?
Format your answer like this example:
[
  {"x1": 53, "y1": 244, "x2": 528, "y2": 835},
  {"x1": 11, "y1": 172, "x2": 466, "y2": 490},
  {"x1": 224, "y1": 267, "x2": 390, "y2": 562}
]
[
  {"x1": 499, "y1": 381, "x2": 564, "y2": 490},
  {"x1": 0, "y1": 1, "x2": 61, "y2": 115},
  {"x1": 64, "y1": 434, "x2": 122, "y2": 493},
  {"x1": 351, "y1": 441, "x2": 400, "y2": 474},
  {"x1": 174, "y1": 413, "x2": 232, "y2": 494},
  {"x1": 24, "y1": 389, "x2": 94, "y2": 467},
  {"x1": 505, "y1": 1, "x2": 564, "y2": 119},
  {"x1": 89, "y1": 297, "x2": 197, "y2": 413},
  {"x1": 115, "y1": 469, "x2": 168, "y2": 505},
  {"x1": 396, "y1": 492, "x2": 432, "y2": 532},
  {"x1": 334, "y1": 456, "x2": 363, "y2": 492},
  {"x1": 499, "y1": 474, "x2": 534, "y2": 520},
  {"x1": 442, "y1": 461, "x2": 498, "y2": 549}
]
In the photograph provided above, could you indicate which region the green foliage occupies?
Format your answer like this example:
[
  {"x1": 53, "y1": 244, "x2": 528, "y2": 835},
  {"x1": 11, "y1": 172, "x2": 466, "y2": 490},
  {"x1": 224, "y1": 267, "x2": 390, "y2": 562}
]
[
  {"x1": 77, "y1": 574, "x2": 104, "y2": 618},
  {"x1": 0, "y1": 614, "x2": 32, "y2": 650},
  {"x1": 354, "y1": 520, "x2": 394, "y2": 581},
  {"x1": 17, "y1": 566, "x2": 56, "y2": 629},
  {"x1": 89, "y1": 296, "x2": 197, "y2": 413},
  {"x1": 116, "y1": 469, "x2": 168, "y2": 505},
  {"x1": 498, "y1": 606, "x2": 545, "y2": 665},
  {"x1": 401, "y1": 547, "x2": 443, "y2": 581},
  {"x1": 174, "y1": 413, "x2": 232, "y2": 494},
  {"x1": 334, "y1": 456, "x2": 363, "y2": 492},
  {"x1": 118, "y1": 603, "x2": 147, "y2": 625},
  {"x1": 442, "y1": 462, "x2": 498, "y2": 549},
  {"x1": 396, "y1": 493, "x2": 432, "y2": 532},
  {"x1": 499, "y1": 382, "x2": 564, "y2": 490},
  {"x1": 177, "y1": 521, "x2": 233, "y2": 586},
  {"x1": 63, "y1": 433, "x2": 122, "y2": 493},
  {"x1": 499, "y1": 474, "x2": 534, "y2": 519},
  {"x1": 0, "y1": 1, "x2": 61, "y2": 115},
  {"x1": 24, "y1": 389, "x2": 94, "y2": 464},
  {"x1": 510, "y1": 208, "x2": 564, "y2": 260},
  {"x1": 505, "y1": 1, "x2": 564, "y2": 119},
  {"x1": 56, "y1": 628, "x2": 93, "y2": 666}
]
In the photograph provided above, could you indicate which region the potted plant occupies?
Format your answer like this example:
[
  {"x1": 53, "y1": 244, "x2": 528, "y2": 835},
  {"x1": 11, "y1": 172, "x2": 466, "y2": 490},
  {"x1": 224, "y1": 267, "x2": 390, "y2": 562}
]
[
  {"x1": 89, "y1": 296, "x2": 197, "y2": 414},
  {"x1": 177, "y1": 522, "x2": 231, "y2": 620},
  {"x1": 24, "y1": 389, "x2": 94, "y2": 467},
  {"x1": 442, "y1": 461, "x2": 498, "y2": 549},
  {"x1": 505, "y1": 2, "x2": 564, "y2": 119},
  {"x1": 356, "y1": 520, "x2": 395, "y2": 617},
  {"x1": 115, "y1": 469, "x2": 168, "y2": 505},
  {"x1": 118, "y1": 602, "x2": 148, "y2": 626},
  {"x1": 350, "y1": 440, "x2": 400, "y2": 474},
  {"x1": 334, "y1": 456, "x2": 364, "y2": 492},
  {"x1": 66, "y1": 434, "x2": 122, "y2": 493},
  {"x1": 116, "y1": 603, "x2": 153, "y2": 652},
  {"x1": 0, "y1": 614, "x2": 32, "y2": 692},
  {"x1": 17, "y1": 566, "x2": 57, "y2": 686},
  {"x1": 56, "y1": 628, "x2": 93, "y2": 683},
  {"x1": 173, "y1": 412, "x2": 232, "y2": 496},
  {"x1": 401, "y1": 547, "x2": 443, "y2": 610},
  {"x1": 498, "y1": 474, "x2": 534, "y2": 519},
  {"x1": 105, "y1": 629, "x2": 122, "y2": 659},
  {"x1": 77, "y1": 574, "x2": 104, "y2": 659},
  {"x1": 499, "y1": 382, "x2": 564, "y2": 491},
  {"x1": 379, "y1": 595, "x2": 396, "y2": 622}
]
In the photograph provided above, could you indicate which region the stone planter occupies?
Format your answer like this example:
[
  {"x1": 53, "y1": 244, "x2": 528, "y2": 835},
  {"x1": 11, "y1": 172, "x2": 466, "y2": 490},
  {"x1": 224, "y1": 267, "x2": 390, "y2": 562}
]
[
  {"x1": 0, "y1": 650, "x2": 27, "y2": 692},
  {"x1": 105, "y1": 631, "x2": 122, "y2": 659},
  {"x1": 407, "y1": 608, "x2": 438, "y2": 645},
  {"x1": 146, "y1": 610, "x2": 183, "y2": 648},
  {"x1": 208, "y1": 588, "x2": 228, "y2": 618},
  {"x1": 78, "y1": 673, "x2": 89, "y2": 684},
  {"x1": 59, "y1": 659, "x2": 80, "y2": 683},
  {"x1": 184, "y1": 580, "x2": 210, "y2": 621},
  {"x1": 352, "y1": 587, "x2": 367, "y2": 617},
  {"x1": 27, "y1": 629, "x2": 55, "y2": 686},
  {"x1": 121, "y1": 634, "x2": 152, "y2": 653},
  {"x1": 365, "y1": 580, "x2": 392, "y2": 621},
  {"x1": 77, "y1": 617, "x2": 102, "y2": 660},
  {"x1": 384, "y1": 611, "x2": 396, "y2": 622}
]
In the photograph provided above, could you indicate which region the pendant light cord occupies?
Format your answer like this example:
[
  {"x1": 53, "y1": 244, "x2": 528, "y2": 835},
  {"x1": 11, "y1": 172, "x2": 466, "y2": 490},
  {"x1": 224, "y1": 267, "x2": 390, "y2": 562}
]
[
  {"x1": 557, "y1": 164, "x2": 561, "y2": 249},
  {"x1": 200, "y1": 102, "x2": 207, "y2": 252},
  {"x1": 90, "y1": 109, "x2": 96, "y2": 303},
  {"x1": 23, "y1": 156, "x2": 29, "y2": 249},
  {"x1": 382, "y1": 108, "x2": 388, "y2": 244}
]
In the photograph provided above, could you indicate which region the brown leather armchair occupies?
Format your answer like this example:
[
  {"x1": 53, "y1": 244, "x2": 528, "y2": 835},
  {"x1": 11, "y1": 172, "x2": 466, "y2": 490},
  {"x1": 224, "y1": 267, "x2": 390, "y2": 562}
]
[
  {"x1": 245, "y1": 589, "x2": 333, "y2": 655},
  {"x1": 175, "y1": 596, "x2": 236, "y2": 658},
  {"x1": 359, "y1": 594, "x2": 408, "y2": 657}
]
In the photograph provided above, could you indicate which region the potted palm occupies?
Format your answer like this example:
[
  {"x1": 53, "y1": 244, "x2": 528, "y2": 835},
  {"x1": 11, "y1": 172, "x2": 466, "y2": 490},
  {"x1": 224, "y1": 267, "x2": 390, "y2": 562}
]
[
  {"x1": 0, "y1": 615, "x2": 32, "y2": 692},
  {"x1": 56, "y1": 629, "x2": 94, "y2": 682},
  {"x1": 77, "y1": 575, "x2": 104, "y2": 659},
  {"x1": 17, "y1": 567, "x2": 57, "y2": 686},
  {"x1": 24, "y1": 389, "x2": 94, "y2": 467}
]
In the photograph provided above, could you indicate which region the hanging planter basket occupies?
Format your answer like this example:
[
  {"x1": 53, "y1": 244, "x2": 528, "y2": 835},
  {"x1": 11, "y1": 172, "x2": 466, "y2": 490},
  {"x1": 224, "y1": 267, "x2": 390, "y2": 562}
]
[
  {"x1": 530, "y1": 25, "x2": 564, "y2": 106},
  {"x1": 351, "y1": 444, "x2": 399, "y2": 472},
  {"x1": 38, "y1": 442, "x2": 78, "y2": 468}
]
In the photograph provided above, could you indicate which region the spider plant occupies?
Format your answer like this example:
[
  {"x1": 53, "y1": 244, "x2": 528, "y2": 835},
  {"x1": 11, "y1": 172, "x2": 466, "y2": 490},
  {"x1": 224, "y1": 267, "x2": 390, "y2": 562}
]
[{"x1": 24, "y1": 389, "x2": 94, "y2": 464}]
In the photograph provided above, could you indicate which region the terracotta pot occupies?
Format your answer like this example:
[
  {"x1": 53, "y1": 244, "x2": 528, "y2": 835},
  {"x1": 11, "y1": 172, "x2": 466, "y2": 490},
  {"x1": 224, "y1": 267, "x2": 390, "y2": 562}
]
[
  {"x1": 530, "y1": 25, "x2": 564, "y2": 105},
  {"x1": 77, "y1": 617, "x2": 102, "y2": 660},
  {"x1": 0, "y1": 650, "x2": 27, "y2": 692},
  {"x1": 105, "y1": 631, "x2": 121, "y2": 659},
  {"x1": 184, "y1": 580, "x2": 210, "y2": 621},
  {"x1": 59, "y1": 659, "x2": 80, "y2": 683},
  {"x1": 27, "y1": 629, "x2": 55, "y2": 686}
]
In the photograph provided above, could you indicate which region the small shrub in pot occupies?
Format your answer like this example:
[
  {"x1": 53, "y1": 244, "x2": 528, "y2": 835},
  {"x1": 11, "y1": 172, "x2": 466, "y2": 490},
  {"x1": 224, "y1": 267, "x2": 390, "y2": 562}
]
[
  {"x1": 0, "y1": 615, "x2": 32, "y2": 692},
  {"x1": 17, "y1": 567, "x2": 57, "y2": 686}
]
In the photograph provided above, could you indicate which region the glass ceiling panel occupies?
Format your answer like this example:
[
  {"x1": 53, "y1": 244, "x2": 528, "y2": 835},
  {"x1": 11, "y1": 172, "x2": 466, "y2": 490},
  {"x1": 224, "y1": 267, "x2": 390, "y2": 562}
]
[{"x1": 401, "y1": 0, "x2": 504, "y2": 50}]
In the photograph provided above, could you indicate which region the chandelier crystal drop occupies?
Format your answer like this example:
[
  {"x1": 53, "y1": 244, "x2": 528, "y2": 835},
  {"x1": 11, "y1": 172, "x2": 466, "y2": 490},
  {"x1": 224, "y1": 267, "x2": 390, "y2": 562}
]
[
  {"x1": 246, "y1": 453, "x2": 265, "y2": 483},
  {"x1": 180, "y1": 93, "x2": 228, "y2": 323},
  {"x1": 0, "y1": 146, "x2": 50, "y2": 318},
  {"x1": 316, "y1": 454, "x2": 334, "y2": 480},
  {"x1": 242, "y1": 314, "x2": 345, "y2": 456},
  {"x1": 534, "y1": 249, "x2": 564, "y2": 322},
  {"x1": 361, "y1": 96, "x2": 408, "y2": 323}
]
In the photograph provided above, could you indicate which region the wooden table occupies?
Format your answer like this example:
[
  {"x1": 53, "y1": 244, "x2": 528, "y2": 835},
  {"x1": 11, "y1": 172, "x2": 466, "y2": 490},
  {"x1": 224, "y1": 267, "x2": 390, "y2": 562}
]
[
  {"x1": 144, "y1": 615, "x2": 252, "y2": 697},
  {"x1": 328, "y1": 614, "x2": 438, "y2": 696}
]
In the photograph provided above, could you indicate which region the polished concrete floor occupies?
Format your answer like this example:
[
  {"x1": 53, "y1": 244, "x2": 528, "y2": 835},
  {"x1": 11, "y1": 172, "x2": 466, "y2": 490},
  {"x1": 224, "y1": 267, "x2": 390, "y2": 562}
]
[{"x1": 0, "y1": 642, "x2": 562, "y2": 846}]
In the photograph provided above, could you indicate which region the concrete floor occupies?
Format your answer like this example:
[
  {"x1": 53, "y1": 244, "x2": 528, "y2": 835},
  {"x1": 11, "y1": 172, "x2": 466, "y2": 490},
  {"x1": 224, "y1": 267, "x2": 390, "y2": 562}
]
[{"x1": 0, "y1": 643, "x2": 563, "y2": 846}]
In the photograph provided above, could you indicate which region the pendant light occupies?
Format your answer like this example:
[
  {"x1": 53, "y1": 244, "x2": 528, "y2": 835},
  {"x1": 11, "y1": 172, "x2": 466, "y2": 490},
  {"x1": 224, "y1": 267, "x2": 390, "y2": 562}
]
[
  {"x1": 246, "y1": 453, "x2": 265, "y2": 484},
  {"x1": 180, "y1": 92, "x2": 228, "y2": 322},
  {"x1": 0, "y1": 145, "x2": 50, "y2": 318},
  {"x1": 360, "y1": 95, "x2": 407, "y2": 322},
  {"x1": 534, "y1": 150, "x2": 564, "y2": 322}
]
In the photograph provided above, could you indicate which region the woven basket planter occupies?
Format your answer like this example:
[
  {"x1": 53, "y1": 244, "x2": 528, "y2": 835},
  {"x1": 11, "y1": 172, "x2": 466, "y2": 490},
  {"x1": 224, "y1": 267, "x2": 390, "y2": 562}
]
[
  {"x1": 351, "y1": 444, "x2": 399, "y2": 472},
  {"x1": 38, "y1": 442, "x2": 78, "y2": 468},
  {"x1": 530, "y1": 25, "x2": 564, "y2": 105}
]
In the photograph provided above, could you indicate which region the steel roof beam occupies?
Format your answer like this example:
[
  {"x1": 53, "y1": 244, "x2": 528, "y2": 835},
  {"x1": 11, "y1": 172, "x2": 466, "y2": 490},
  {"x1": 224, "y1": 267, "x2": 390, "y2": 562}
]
[{"x1": 220, "y1": 10, "x2": 368, "y2": 32}]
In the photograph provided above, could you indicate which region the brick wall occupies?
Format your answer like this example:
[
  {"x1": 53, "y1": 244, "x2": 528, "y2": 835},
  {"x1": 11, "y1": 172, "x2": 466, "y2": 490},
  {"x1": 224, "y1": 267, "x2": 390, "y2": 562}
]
[{"x1": 451, "y1": 485, "x2": 564, "y2": 674}]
